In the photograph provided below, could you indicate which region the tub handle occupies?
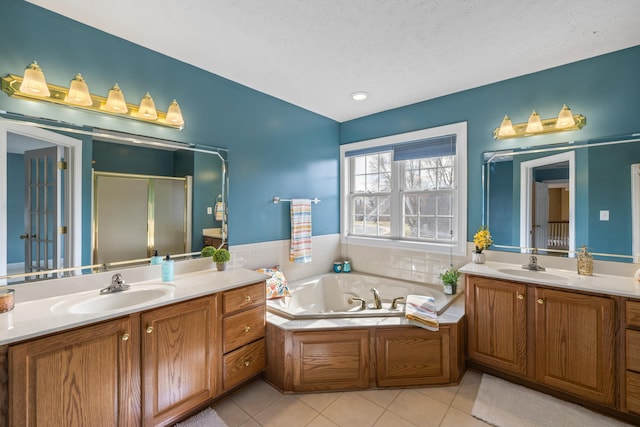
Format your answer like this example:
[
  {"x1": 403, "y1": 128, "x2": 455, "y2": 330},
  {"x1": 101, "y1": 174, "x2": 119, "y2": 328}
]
[
  {"x1": 348, "y1": 297, "x2": 367, "y2": 311},
  {"x1": 391, "y1": 296, "x2": 405, "y2": 309}
]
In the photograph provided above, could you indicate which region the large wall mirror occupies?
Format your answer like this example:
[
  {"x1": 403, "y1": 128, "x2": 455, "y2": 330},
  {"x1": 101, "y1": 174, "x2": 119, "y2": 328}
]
[
  {"x1": 0, "y1": 114, "x2": 228, "y2": 285},
  {"x1": 484, "y1": 132, "x2": 640, "y2": 263}
]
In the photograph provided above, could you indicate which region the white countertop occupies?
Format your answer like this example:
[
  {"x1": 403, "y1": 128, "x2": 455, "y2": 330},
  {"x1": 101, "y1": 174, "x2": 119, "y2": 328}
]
[
  {"x1": 0, "y1": 267, "x2": 266, "y2": 345},
  {"x1": 459, "y1": 261, "x2": 640, "y2": 299}
]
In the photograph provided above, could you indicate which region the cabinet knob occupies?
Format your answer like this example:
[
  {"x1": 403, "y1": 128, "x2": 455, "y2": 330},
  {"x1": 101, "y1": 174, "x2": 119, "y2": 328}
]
[
  {"x1": 517, "y1": 294, "x2": 524, "y2": 300},
  {"x1": 122, "y1": 333, "x2": 130, "y2": 341},
  {"x1": 243, "y1": 325, "x2": 251, "y2": 334},
  {"x1": 537, "y1": 298, "x2": 544, "y2": 305},
  {"x1": 244, "y1": 360, "x2": 250, "y2": 367},
  {"x1": 245, "y1": 295, "x2": 252, "y2": 302},
  {"x1": 146, "y1": 326, "x2": 154, "y2": 334}
]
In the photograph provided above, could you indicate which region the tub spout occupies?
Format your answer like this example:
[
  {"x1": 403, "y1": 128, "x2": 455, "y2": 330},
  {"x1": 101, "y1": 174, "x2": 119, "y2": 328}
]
[{"x1": 371, "y1": 288, "x2": 382, "y2": 309}]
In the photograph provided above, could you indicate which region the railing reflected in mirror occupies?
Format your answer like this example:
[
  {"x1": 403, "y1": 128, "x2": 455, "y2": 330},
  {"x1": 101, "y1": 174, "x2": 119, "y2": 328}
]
[
  {"x1": 483, "y1": 132, "x2": 640, "y2": 263},
  {"x1": 0, "y1": 113, "x2": 228, "y2": 285}
]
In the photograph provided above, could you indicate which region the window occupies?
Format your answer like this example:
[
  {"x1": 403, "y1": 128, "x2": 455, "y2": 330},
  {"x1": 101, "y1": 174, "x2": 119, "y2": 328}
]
[{"x1": 340, "y1": 122, "x2": 467, "y2": 255}]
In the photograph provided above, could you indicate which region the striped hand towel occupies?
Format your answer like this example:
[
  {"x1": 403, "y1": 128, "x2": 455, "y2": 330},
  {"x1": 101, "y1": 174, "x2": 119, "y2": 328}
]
[
  {"x1": 289, "y1": 198, "x2": 312, "y2": 264},
  {"x1": 405, "y1": 294, "x2": 439, "y2": 331}
]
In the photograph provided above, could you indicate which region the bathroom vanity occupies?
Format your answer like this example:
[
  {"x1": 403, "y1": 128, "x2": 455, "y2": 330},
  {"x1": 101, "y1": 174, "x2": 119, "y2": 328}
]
[
  {"x1": 461, "y1": 261, "x2": 640, "y2": 423},
  {"x1": 0, "y1": 267, "x2": 266, "y2": 427}
]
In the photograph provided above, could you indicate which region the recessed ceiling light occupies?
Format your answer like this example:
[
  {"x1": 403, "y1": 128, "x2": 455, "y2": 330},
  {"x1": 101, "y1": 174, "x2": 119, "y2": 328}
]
[{"x1": 350, "y1": 91, "x2": 369, "y2": 101}]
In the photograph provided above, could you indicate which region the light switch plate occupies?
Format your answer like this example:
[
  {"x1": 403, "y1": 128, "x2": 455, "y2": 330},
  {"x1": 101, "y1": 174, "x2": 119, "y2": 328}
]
[
  {"x1": 599, "y1": 210, "x2": 609, "y2": 221},
  {"x1": 207, "y1": 206, "x2": 213, "y2": 215}
]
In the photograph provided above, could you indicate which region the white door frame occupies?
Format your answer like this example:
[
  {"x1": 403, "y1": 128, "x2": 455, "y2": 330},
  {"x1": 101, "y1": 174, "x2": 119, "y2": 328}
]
[
  {"x1": 520, "y1": 151, "x2": 575, "y2": 256},
  {"x1": 0, "y1": 120, "x2": 82, "y2": 277},
  {"x1": 632, "y1": 163, "x2": 640, "y2": 263}
]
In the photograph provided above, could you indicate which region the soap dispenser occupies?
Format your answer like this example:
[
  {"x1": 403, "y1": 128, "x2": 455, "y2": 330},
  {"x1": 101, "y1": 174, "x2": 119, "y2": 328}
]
[
  {"x1": 577, "y1": 245, "x2": 593, "y2": 276},
  {"x1": 150, "y1": 250, "x2": 162, "y2": 265},
  {"x1": 162, "y1": 254, "x2": 174, "y2": 282}
]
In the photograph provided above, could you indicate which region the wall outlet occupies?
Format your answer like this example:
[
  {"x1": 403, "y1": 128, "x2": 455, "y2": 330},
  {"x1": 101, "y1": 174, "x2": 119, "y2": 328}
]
[
  {"x1": 207, "y1": 206, "x2": 213, "y2": 215},
  {"x1": 599, "y1": 210, "x2": 609, "y2": 221}
]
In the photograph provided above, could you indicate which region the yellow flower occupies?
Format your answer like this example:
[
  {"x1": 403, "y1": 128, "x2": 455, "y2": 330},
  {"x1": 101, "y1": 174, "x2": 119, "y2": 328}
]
[{"x1": 473, "y1": 226, "x2": 493, "y2": 253}]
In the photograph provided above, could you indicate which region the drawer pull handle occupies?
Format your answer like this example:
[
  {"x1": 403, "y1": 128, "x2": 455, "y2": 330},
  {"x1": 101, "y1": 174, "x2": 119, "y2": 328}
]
[
  {"x1": 517, "y1": 294, "x2": 524, "y2": 300},
  {"x1": 537, "y1": 298, "x2": 544, "y2": 305},
  {"x1": 122, "y1": 333, "x2": 130, "y2": 341},
  {"x1": 146, "y1": 326, "x2": 154, "y2": 334},
  {"x1": 244, "y1": 360, "x2": 250, "y2": 367},
  {"x1": 243, "y1": 326, "x2": 251, "y2": 334},
  {"x1": 245, "y1": 295, "x2": 252, "y2": 302}
]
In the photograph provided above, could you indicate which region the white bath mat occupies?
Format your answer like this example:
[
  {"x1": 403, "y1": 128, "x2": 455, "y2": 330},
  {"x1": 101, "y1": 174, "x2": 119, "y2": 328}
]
[
  {"x1": 471, "y1": 374, "x2": 632, "y2": 427},
  {"x1": 174, "y1": 408, "x2": 228, "y2": 427}
]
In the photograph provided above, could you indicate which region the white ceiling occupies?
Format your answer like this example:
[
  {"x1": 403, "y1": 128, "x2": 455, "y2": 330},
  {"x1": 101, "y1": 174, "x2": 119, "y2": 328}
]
[{"x1": 26, "y1": 0, "x2": 640, "y2": 122}]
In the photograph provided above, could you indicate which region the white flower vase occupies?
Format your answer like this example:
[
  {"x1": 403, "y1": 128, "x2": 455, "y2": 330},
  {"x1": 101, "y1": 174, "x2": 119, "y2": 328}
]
[{"x1": 472, "y1": 251, "x2": 486, "y2": 264}]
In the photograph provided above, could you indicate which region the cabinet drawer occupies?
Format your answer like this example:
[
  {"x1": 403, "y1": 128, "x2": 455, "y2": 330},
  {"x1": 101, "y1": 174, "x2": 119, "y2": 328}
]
[
  {"x1": 627, "y1": 300, "x2": 640, "y2": 328},
  {"x1": 628, "y1": 330, "x2": 640, "y2": 372},
  {"x1": 223, "y1": 338, "x2": 266, "y2": 390},
  {"x1": 628, "y1": 371, "x2": 640, "y2": 414},
  {"x1": 223, "y1": 282, "x2": 265, "y2": 315},
  {"x1": 223, "y1": 305, "x2": 266, "y2": 353}
]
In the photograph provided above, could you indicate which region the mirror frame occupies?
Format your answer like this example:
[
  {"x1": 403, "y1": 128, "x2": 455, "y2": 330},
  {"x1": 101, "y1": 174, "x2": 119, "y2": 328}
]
[{"x1": 0, "y1": 113, "x2": 228, "y2": 284}]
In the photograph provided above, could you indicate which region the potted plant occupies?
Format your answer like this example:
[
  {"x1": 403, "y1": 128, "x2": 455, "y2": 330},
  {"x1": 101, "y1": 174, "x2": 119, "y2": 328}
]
[
  {"x1": 472, "y1": 225, "x2": 493, "y2": 264},
  {"x1": 200, "y1": 245, "x2": 216, "y2": 258},
  {"x1": 212, "y1": 248, "x2": 231, "y2": 271},
  {"x1": 439, "y1": 266, "x2": 460, "y2": 295}
]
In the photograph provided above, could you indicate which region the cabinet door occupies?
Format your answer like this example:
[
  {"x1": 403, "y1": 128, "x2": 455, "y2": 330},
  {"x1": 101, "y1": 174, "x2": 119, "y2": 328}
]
[
  {"x1": 10, "y1": 317, "x2": 138, "y2": 427},
  {"x1": 376, "y1": 327, "x2": 450, "y2": 387},
  {"x1": 292, "y1": 329, "x2": 369, "y2": 392},
  {"x1": 535, "y1": 288, "x2": 615, "y2": 405},
  {"x1": 141, "y1": 296, "x2": 217, "y2": 427},
  {"x1": 466, "y1": 276, "x2": 528, "y2": 375}
]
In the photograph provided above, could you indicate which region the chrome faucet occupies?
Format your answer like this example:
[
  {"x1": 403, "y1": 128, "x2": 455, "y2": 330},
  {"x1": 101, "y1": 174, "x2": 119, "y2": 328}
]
[
  {"x1": 371, "y1": 288, "x2": 382, "y2": 309},
  {"x1": 391, "y1": 296, "x2": 405, "y2": 310},
  {"x1": 522, "y1": 255, "x2": 546, "y2": 271},
  {"x1": 100, "y1": 273, "x2": 130, "y2": 294},
  {"x1": 348, "y1": 297, "x2": 367, "y2": 310}
]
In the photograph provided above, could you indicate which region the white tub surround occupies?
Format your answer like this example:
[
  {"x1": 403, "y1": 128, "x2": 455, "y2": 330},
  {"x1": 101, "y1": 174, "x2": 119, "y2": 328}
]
[
  {"x1": 0, "y1": 264, "x2": 265, "y2": 345},
  {"x1": 460, "y1": 261, "x2": 640, "y2": 298}
]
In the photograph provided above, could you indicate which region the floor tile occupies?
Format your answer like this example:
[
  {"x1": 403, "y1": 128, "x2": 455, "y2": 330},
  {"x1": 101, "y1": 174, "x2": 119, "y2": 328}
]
[
  {"x1": 253, "y1": 395, "x2": 319, "y2": 427},
  {"x1": 296, "y1": 391, "x2": 343, "y2": 412},
  {"x1": 355, "y1": 388, "x2": 401, "y2": 409},
  {"x1": 238, "y1": 418, "x2": 260, "y2": 427},
  {"x1": 439, "y1": 407, "x2": 491, "y2": 427},
  {"x1": 322, "y1": 393, "x2": 386, "y2": 427},
  {"x1": 230, "y1": 380, "x2": 284, "y2": 416},
  {"x1": 450, "y1": 371, "x2": 482, "y2": 414},
  {"x1": 306, "y1": 414, "x2": 340, "y2": 427},
  {"x1": 372, "y1": 411, "x2": 417, "y2": 427},
  {"x1": 212, "y1": 398, "x2": 251, "y2": 427},
  {"x1": 415, "y1": 384, "x2": 460, "y2": 405},
  {"x1": 386, "y1": 389, "x2": 448, "y2": 427}
]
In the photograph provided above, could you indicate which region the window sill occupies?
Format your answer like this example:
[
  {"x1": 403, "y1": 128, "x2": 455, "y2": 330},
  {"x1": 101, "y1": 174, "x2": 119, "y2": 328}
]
[{"x1": 341, "y1": 235, "x2": 466, "y2": 255}]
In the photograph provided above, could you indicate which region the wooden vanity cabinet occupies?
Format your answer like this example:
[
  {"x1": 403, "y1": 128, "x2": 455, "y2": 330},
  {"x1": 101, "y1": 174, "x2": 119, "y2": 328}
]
[
  {"x1": 466, "y1": 275, "x2": 616, "y2": 407},
  {"x1": 9, "y1": 316, "x2": 139, "y2": 427},
  {"x1": 624, "y1": 300, "x2": 640, "y2": 414},
  {"x1": 220, "y1": 282, "x2": 266, "y2": 391},
  {"x1": 141, "y1": 296, "x2": 217, "y2": 427}
]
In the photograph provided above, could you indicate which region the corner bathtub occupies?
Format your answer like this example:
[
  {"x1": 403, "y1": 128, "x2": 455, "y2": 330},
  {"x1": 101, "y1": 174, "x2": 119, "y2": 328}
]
[{"x1": 266, "y1": 272, "x2": 462, "y2": 319}]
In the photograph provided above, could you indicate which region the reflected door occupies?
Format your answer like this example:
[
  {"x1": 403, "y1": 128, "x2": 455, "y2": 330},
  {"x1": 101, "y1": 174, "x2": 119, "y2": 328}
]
[
  {"x1": 23, "y1": 146, "x2": 66, "y2": 275},
  {"x1": 533, "y1": 181, "x2": 549, "y2": 252}
]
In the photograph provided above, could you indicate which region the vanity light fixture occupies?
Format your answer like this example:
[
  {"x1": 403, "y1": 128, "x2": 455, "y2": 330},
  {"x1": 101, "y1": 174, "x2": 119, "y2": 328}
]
[
  {"x1": 1, "y1": 61, "x2": 185, "y2": 129},
  {"x1": 494, "y1": 104, "x2": 586, "y2": 140}
]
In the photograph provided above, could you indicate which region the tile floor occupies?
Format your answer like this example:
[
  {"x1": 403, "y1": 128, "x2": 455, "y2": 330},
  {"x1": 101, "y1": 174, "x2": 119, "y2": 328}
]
[{"x1": 212, "y1": 370, "x2": 490, "y2": 427}]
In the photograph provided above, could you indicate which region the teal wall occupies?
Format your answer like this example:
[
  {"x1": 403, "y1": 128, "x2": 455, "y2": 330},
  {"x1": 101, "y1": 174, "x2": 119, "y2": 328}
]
[
  {"x1": 341, "y1": 46, "x2": 640, "y2": 243},
  {"x1": 0, "y1": 0, "x2": 340, "y2": 248},
  {"x1": 7, "y1": 153, "x2": 24, "y2": 263},
  {"x1": 3, "y1": 0, "x2": 639, "y2": 256}
]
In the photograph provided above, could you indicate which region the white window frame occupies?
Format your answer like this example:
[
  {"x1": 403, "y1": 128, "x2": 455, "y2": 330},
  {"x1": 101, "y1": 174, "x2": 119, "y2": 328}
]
[{"x1": 340, "y1": 122, "x2": 467, "y2": 255}]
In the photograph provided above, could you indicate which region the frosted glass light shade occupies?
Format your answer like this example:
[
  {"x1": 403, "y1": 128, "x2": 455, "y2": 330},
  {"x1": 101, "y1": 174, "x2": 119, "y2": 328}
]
[
  {"x1": 555, "y1": 104, "x2": 575, "y2": 129},
  {"x1": 138, "y1": 92, "x2": 158, "y2": 120},
  {"x1": 64, "y1": 73, "x2": 92, "y2": 106},
  {"x1": 525, "y1": 111, "x2": 543, "y2": 133},
  {"x1": 165, "y1": 99, "x2": 184, "y2": 126},
  {"x1": 104, "y1": 83, "x2": 128, "y2": 113},
  {"x1": 19, "y1": 61, "x2": 50, "y2": 97},
  {"x1": 498, "y1": 115, "x2": 516, "y2": 137}
]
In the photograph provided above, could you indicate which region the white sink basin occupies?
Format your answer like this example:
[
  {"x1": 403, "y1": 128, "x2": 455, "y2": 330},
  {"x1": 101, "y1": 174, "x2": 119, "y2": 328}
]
[
  {"x1": 51, "y1": 283, "x2": 176, "y2": 314},
  {"x1": 497, "y1": 268, "x2": 569, "y2": 283}
]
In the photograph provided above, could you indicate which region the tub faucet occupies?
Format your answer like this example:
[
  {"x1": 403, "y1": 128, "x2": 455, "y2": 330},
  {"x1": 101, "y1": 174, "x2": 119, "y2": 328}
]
[
  {"x1": 522, "y1": 255, "x2": 545, "y2": 271},
  {"x1": 371, "y1": 288, "x2": 382, "y2": 309},
  {"x1": 348, "y1": 297, "x2": 367, "y2": 311},
  {"x1": 100, "y1": 273, "x2": 130, "y2": 294}
]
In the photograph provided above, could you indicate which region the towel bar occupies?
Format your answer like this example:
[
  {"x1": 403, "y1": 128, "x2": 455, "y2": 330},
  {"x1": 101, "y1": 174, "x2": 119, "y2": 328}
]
[{"x1": 273, "y1": 196, "x2": 320, "y2": 204}]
